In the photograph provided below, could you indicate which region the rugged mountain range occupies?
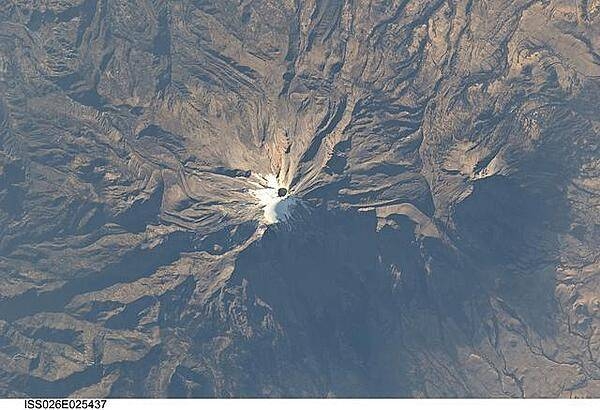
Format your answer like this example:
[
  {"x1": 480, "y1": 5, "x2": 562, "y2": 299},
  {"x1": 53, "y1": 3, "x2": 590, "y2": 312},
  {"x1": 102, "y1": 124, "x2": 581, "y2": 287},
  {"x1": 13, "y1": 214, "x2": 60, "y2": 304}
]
[{"x1": 0, "y1": 0, "x2": 599, "y2": 397}]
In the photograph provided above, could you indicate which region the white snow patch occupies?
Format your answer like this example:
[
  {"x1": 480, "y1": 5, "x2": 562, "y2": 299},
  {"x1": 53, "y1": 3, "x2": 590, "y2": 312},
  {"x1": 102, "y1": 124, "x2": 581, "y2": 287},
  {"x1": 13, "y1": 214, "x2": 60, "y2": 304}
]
[{"x1": 251, "y1": 174, "x2": 297, "y2": 224}]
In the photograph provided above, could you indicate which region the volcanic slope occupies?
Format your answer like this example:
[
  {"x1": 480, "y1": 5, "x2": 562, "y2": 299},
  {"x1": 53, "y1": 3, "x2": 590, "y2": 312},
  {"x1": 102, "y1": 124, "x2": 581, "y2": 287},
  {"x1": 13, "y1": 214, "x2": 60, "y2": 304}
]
[{"x1": 0, "y1": 0, "x2": 599, "y2": 398}]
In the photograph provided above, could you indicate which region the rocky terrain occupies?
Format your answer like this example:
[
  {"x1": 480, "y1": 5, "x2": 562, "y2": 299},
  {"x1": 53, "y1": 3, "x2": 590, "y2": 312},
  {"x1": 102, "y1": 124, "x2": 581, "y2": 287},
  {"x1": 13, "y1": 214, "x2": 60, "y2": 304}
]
[{"x1": 0, "y1": 0, "x2": 599, "y2": 398}]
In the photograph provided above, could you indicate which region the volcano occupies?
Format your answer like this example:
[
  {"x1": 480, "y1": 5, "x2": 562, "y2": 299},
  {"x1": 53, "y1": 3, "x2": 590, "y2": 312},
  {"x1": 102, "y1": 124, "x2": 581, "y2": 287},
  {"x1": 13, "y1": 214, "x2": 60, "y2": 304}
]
[{"x1": 0, "y1": 0, "x2": 599, "y2": 399}]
